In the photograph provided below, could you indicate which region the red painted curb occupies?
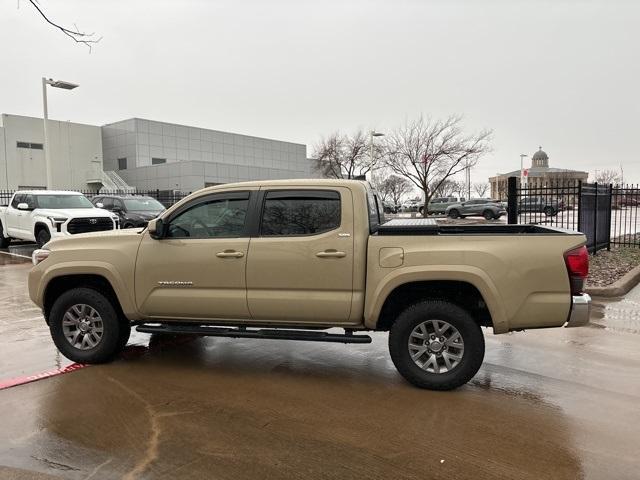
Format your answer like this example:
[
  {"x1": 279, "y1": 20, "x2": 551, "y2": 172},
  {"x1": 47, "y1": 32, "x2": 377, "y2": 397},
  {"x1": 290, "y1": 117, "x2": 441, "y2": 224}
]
[{"x1": 0, "y1": 363, "x2": 89, "y2": 391}]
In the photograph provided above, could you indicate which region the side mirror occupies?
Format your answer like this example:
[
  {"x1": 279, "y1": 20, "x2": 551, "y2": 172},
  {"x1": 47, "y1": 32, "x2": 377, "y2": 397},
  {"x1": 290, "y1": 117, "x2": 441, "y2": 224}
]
[
  {"x1": 148, "y1": 218, "x2": 165, "y2": 239},
  {"x1": 17, "y1": 202, "x2": 29, "y2": 210},
  {"x1": 112, "y1": 206, "x2": 123, "y2": 213},
  {"x1": 95, "y1": 202, "x2": 104, "y2": 208}
]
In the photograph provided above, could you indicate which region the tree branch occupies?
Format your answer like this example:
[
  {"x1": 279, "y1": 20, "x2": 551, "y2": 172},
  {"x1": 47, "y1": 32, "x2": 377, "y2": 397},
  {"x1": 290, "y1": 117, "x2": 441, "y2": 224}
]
[{"x1": 27, "y1": 0, "x2": 102, "y2": 52}]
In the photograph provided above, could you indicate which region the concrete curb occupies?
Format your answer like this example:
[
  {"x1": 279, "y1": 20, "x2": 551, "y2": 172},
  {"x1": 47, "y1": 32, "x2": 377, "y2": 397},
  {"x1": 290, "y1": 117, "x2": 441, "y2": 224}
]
[{"x1": 585, "y1": 263, "x2": 640, "y2": 297}]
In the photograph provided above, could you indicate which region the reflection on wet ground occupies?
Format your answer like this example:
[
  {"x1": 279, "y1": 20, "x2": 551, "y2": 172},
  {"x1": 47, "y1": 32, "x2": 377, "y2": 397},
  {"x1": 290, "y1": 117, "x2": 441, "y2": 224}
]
[{"x1": 0, "y1": 248, "x2": 639, "y2": 479}]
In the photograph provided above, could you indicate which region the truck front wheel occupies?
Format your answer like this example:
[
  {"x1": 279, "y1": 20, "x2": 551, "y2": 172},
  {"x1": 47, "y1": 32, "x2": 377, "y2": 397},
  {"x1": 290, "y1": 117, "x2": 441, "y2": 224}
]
[
  {"x1": 388, "y1": 301, "x2": 485, "y2": 390},
  {"x1": 49, "y1": 287, "x2": 127, "y2": 364},
  {"x1": 36, "y1": 227, "x2": 51, "y2": 247}
]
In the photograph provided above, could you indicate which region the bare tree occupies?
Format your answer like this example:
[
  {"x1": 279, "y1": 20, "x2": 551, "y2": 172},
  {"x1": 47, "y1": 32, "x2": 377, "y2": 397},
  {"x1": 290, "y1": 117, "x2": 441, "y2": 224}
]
[
  {"x1": 313, "y1": 130, "x2": 378, "y2": 179},
  {"x1": 595, "y1": 169, "x2": 622, "y2": 185},
  {"x1": 473, "y1": 182, "x2": 490, "y2": 198},
  {"x1": 384, "y1": 115, "x2": 492, "y2": 216},
  {"x1": 25, "y1": 0, "x2": 101, "y2": 51},
  {"x1": 371, "y1": 173, "x2": 413, "y2": 207}
]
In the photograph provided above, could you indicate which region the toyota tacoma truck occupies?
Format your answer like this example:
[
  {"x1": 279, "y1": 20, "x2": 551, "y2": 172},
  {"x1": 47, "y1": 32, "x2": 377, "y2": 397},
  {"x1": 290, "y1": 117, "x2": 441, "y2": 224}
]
[
  {"x1": 28, "y1": 179, "x2": 591, "y2": 390},
  {"x1": 0, "y1": 190, "x2": 119, "y2": 247}
]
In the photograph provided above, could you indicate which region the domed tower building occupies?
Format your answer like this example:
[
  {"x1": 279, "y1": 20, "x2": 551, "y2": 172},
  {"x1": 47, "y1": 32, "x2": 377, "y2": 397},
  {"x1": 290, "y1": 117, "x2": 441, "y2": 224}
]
[{"x1": 489, "y1": 147, "x2": 588, "y2": 199}]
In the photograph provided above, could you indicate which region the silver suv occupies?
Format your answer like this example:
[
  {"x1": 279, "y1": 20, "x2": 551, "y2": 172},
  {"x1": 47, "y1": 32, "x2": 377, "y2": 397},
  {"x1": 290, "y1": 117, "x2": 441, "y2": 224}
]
[
  {"x1": 422, "y1": 196, "x2": 466, "y2": 215},
  {"x1": 446, "y1": 198, "x2": 506, "y2": 220}
]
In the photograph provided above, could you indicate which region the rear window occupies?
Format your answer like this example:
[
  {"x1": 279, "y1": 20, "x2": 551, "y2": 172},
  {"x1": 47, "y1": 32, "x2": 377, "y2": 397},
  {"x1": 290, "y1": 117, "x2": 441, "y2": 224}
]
[{"x1": 260, "y1": 190, "x2": 341, "y2": 236}]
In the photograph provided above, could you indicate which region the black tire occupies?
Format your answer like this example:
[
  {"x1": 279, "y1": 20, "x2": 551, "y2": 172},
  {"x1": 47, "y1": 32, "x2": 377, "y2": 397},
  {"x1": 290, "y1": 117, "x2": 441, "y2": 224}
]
[
  {"x1": 482, "y1": 209, "x2": 495, "y2": 220},
  {"x1": 0, "y1": 221, "x2": 10, "y2": 248},
  {"x1": 36, "y1": 227, "x2": 51, "y2": 247},
  {"x1": 543, "y1": 206, "x2": 556, "y2": 217},
  {"x1": 448, "y1": 209, "x2": 460, "y2": 219},
  {"x1": 388, "y1": 300, "x2": 485, "y2": 390},
  {"x1": 49, "y1": 287, "x2": 126, "y2": 364},
  {"x1": 123, "y1": 222, "x2": 135, "y2": 229}
]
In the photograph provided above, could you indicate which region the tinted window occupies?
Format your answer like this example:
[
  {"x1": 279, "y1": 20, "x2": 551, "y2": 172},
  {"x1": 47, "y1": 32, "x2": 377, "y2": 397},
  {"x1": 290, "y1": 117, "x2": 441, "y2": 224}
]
[
  {"x1": 23, "y1": 195, "x2": 36, "y2": 209},
  {"x1": 100, "y1": 197, "x2": 114, "y2": 209},
  {"x1": 261, "y1": 190, "x2": 341, "y2": 236},
  {"x1": 431, "y1": 198, "x2": 443, "y2": 203},
  {"x1": 11, "y1": 194, "x2": 24, "y2": 208},
  {"x1": 167, "y1": 196, "x2": 248, "y2": 239}
]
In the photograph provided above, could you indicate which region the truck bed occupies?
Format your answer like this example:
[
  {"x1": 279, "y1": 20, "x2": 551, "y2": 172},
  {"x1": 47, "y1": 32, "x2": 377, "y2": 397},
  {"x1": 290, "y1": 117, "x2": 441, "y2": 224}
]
[{"x1": 376, "y1": 218, "x2": 579, "y2": 236}]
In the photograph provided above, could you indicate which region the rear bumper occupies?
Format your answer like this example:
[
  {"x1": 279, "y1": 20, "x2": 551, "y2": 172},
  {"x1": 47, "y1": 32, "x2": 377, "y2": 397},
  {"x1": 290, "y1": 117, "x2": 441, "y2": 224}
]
[{"x1": 565, "y1": 293, "x2": 591, "y2": 327}]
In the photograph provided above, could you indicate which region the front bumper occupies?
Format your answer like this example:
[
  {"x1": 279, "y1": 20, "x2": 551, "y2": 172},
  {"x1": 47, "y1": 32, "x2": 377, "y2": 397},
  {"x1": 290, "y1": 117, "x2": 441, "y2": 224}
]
[{"x1": 565, "y1": 293, "x2": 591, "y2": 327}]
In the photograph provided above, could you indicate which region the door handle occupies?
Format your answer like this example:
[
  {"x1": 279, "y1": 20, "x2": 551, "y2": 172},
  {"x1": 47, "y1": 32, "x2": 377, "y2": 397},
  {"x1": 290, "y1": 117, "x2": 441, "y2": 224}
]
[
  {"x1": 216, "y1": 250, "x2": 244, "y2": 258},
  {"x1": 316, "y1": 250, "x2": 346, "y2": 258}
]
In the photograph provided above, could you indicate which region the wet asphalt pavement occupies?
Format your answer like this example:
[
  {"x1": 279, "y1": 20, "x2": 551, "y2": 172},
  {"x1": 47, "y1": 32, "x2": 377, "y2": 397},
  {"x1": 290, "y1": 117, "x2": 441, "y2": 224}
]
[{"x1": 0, "y1": 246, "x2": 639, "y2": 479}]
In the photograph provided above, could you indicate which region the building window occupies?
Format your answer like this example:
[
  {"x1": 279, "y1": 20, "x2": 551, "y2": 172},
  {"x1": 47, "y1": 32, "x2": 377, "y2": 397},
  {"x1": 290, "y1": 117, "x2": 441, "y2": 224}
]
[
  {"x1": 118, "y1": 157, "x2": 127, "y2": 170},
  {"x1": 17, "y1": 141, "x2": 43, "y2": 150},
  {"x1": 152, "y1": 158, "x2": 167, "y2": 165}
]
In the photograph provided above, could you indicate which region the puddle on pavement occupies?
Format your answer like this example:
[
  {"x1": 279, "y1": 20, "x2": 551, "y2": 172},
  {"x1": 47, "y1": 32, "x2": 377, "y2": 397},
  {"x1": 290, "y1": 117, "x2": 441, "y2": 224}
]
[{"x1": 590, "y1": 285, "x2": 640, "y2": 334}]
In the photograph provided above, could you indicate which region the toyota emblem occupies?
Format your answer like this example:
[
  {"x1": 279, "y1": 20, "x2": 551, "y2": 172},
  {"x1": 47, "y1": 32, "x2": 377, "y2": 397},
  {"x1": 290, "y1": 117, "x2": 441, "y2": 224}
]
[{"x1": 89, "y1": 218, "x2": 97, "y2": 225}]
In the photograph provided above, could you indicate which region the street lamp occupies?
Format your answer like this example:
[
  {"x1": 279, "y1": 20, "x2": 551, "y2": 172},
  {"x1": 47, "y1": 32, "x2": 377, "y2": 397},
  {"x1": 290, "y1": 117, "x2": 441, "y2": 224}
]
[
  {"x1": 42, "y1": 77, "x2": 79, "y2": 189},
  {"x1": 520, "y1": 153, "x2": 528, "y2": 187},
  {"x1": 370, "y1": 130, "x2": 384, "y2": 168}
]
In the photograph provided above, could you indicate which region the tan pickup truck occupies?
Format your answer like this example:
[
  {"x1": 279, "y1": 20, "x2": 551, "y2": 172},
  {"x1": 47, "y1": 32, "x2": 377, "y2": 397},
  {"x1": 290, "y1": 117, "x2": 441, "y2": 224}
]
[{"x1": 28, "y1": 179, "x2": 591, "y2": 390}]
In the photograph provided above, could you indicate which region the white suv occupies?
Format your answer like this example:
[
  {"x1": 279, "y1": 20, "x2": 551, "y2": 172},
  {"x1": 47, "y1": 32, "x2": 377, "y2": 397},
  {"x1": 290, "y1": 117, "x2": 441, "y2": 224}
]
[{"x1": 0, "y1": 190, "x2": 119, "y2": 247}]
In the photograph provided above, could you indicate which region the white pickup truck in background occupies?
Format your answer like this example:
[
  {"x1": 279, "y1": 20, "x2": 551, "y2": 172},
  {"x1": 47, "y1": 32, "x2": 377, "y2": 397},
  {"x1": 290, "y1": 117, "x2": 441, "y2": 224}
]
[{"x1": 0, "y1": 191, "x2": 119, "y2": 247}]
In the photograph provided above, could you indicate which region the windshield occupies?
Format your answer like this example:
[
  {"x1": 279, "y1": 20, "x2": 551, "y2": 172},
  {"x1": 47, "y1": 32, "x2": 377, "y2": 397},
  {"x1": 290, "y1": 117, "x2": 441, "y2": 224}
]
[
  {"x1": 123, "y1": 197, "x2": 165, "y2": 212},
  {"x1": 35, "y1": 194, "x2": 94, "y2": 209}
]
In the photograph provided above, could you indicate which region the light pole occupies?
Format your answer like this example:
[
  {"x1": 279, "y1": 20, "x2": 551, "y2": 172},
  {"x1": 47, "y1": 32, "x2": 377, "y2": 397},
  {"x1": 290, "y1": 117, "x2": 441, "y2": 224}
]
[
  {"x1": 520, "y1": 153, "x2": 528, "y2": 187},
  {"x1": 370, "y1": 130, "x2": 384, "y2": 170},
  {"x1": 42, "y1": 77, "x2": 79, "y2": 189}
]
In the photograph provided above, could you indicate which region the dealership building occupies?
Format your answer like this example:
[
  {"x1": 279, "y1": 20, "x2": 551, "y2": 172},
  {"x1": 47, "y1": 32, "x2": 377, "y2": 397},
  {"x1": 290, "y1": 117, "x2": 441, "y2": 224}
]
[{"x1": 0, "y1": 113, "x2": 311, "y2": 192}]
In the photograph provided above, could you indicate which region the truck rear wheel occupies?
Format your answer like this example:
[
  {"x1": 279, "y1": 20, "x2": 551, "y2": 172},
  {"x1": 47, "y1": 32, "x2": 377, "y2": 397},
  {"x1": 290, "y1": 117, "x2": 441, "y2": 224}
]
[
  {"x1": 49, "y1": 287, "x2": 126, "y2": 364},
  {"x1": 388, "y1": 300, "x2": 485, "y2": 390}
]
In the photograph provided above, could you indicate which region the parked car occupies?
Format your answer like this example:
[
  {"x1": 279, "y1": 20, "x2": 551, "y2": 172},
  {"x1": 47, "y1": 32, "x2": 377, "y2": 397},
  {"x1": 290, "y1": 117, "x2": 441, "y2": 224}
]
[
  {"x1": 92, "y1": 195, "x2": 166, "y2": 228},
  {"x1": 382, "y1": 201, "x2": 398, "y2": 214},
  {"x1": 446, "y1": 198, "x2": 506, "y2": 220},
  {"x1": 423, "y1": 196, "x2": 466, "y2": 215},
  {"x1": 29, "y1": 179, "x2": 590, "y2": 391},
  {"x1": 518, "y1": 197, "x2": 560, "y2": 217},
  {"x1": 0, "y1": 190, "x2": 118, "y2": 247}
]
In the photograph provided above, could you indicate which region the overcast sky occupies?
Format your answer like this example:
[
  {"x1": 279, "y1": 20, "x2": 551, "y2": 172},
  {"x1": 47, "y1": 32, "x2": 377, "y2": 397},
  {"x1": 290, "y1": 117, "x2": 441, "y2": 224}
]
[{"x1": 1, "y1": 0, "x2": 638, "y2": 184}]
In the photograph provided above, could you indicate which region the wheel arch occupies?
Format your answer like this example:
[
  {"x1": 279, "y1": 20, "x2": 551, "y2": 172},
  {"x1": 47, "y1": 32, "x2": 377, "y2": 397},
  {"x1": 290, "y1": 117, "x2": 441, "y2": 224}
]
[
  {"x1": 34, "y1": 221, "x2": 50, "y2": 236},
  {"x1": 36, "y1": 262, "x2": 140, "y2": 323},
  {"x1": 365, "y1": 268, "x2": 509, "y2": 333}
]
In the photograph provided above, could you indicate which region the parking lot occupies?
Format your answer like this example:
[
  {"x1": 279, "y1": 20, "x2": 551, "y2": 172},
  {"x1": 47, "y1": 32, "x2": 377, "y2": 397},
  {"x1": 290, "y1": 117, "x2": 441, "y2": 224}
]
[{"x1": 1, "y1": 244, "x2": 640, "y2": 479}]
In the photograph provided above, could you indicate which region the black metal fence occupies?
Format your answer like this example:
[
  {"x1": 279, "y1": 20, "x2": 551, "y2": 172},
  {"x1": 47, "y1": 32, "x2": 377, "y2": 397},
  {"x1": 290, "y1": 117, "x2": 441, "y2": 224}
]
[
  {"x1": 506, "y1": 177, "x2": 639, "y2": 253},
  {"x1": 0, "y1": 189, "x2": 192, "y2": 209}
]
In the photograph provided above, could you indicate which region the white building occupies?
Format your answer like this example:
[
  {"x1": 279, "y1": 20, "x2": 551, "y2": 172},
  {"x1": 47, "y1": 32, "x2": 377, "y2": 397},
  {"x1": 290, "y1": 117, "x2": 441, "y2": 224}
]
[
  {"x1": 0, "y1": 114, "x2": 103, "y2": 190},
  {"x1": 102, "y1": 118, "x2": 309, "y2": 192},
  {"x1": 0, "y1": 113, "x2": 311, "y2": 192}
]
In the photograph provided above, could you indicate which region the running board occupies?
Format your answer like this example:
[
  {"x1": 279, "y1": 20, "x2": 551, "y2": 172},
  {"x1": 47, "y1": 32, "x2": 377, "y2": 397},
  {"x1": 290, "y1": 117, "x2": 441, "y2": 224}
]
[{"x1": 136, "y1": 324, "x2": 372, "y2": 344}]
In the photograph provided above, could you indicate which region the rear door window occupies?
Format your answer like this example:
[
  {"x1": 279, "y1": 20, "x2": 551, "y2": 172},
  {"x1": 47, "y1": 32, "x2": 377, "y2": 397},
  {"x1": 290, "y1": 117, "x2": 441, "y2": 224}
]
[{"x1": 260, "y1": 190, "x2": 341, "y2": 236}]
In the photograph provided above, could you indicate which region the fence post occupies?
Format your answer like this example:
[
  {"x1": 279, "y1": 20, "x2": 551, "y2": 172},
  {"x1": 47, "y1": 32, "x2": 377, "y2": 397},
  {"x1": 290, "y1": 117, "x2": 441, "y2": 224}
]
[
  {"x1": 507, "y1": 176, "x2": 517, "y2": 224},
  {"x1": 593, "y1": 182, "x2": 599, "y2": 255},
  {"x1": 577, "y1": 180, "x2": 582, "y2": 232},
  {"x1": 606, "y1": 184, "x2": 613, "y2": 251}
]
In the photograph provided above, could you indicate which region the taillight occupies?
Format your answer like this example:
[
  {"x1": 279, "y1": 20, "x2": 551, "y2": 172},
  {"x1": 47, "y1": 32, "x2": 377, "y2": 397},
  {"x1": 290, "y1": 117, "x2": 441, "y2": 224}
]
[{"x1": 564, "y1": 246, "x2": 589, "y2": 294}]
